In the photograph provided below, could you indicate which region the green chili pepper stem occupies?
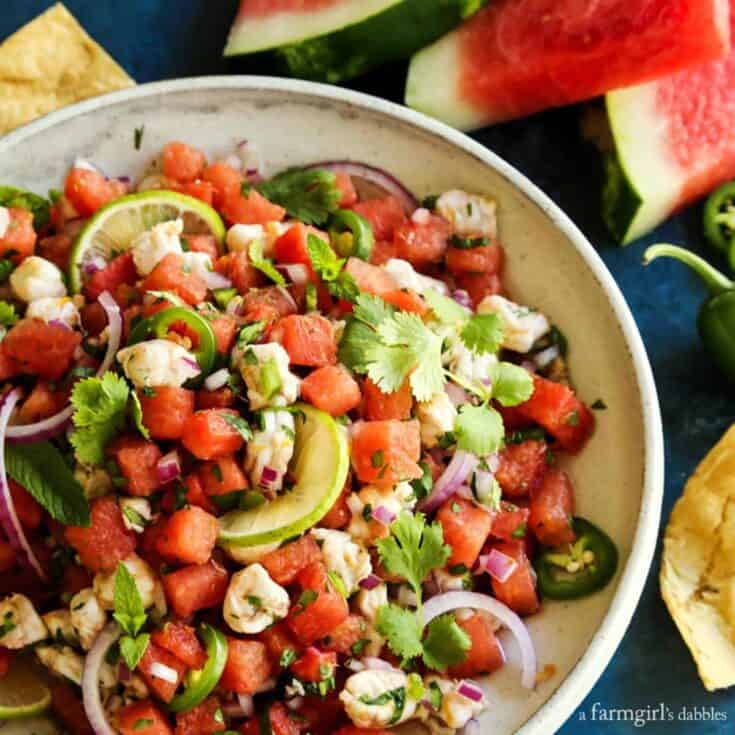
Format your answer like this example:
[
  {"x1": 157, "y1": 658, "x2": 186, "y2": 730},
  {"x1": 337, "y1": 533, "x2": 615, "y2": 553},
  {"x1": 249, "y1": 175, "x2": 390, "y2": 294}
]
[{"x1": 644, "y1": 244, "x2": 733, "y2": 296}]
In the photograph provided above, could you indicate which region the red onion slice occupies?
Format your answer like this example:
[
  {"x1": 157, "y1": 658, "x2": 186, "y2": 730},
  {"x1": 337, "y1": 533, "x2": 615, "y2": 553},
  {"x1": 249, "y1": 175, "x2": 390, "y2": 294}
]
[
  {"x1": 0, "y1": 388, "x2": 47, "y2": 581},
  {"x1": 371, "y1": 505, "x2": 396, "y2": 526},
  {"x1": 475, "y1": 549, "x2": 518, "y2": 583},
  {"x1": 82, "y1": 624, "x2": 121, "y2": 735},
  {"x1": 157, "y1": 450, "x2": 182, "y2": 485},
  {"x1": 359, "y1": 574, "x2": 382, "y2": 591},
  {"x1": 423, "y1": 591, "x2": 537, "y2": 690},
  {"x1": 203, "y1": 269, "x2": 233, "y2": 291},
  {"x1": 452, "y1": 289, "x2": 473, "y2": 310},
  {"x1": 304, "y1": 161, "x2": 418, "y2": 214},
  {"x1": 418, "y1": 450, "x2": 479, "y2": 515},
  {"x1": 7, "y1": 290, "x2": 122, "y2": 444},
  {"x1": 445, "y1": 382, "x2": 469, "y2": 407},
  {"x1": 276, "y1": 263, "x2": 310, "y2": 285},
  {"x1": 457, "y1": 680, "x2": 484, "y2": 703}
]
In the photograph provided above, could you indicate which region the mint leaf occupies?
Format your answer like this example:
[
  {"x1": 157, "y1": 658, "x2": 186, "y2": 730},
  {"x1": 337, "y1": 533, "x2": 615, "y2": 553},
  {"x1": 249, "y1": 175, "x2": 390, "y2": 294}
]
[
  {"x1": 120, "y1": 632, "x2": 149, "y2": 671},
  {"x1": 257, "y1": 168, "x2": 340, "y2": 226},
  {"x1": 307, "y1": 234, "x2": 344, "y2": 281},
  {"x1": 422, "y1": 614, "x2": 471, "y2": 671},
  {"x1": 491, "y1": 362, "x2": 534, "y2": 407},
  {"x1": 460, "y1": 313, "x2": 505, "y2": 355},
  {"x1": 249, "y1": 240, "x2": 286, "y2": 286},
  {"x1": 454, "y1": 403, "x2": 504, "y2": 456},
  {"x1": 5, "y1": 442, "x2": 89, "y2": 526},
  {"x1": 113, "y1": 562, "x2": 147, "y2": 637}
]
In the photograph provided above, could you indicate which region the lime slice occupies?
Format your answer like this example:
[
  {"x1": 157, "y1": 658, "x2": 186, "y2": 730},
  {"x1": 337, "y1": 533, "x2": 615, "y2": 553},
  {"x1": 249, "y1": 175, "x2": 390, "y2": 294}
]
[
  {"x1": 0, "y1": 660, "x2": 51, "y2": 720},
  {"x1": 68, "y1": 190, "x2": 226, "y2": 293},
  {"x1": 219, "y1": 404, "x2": 349, "y2": 547}
]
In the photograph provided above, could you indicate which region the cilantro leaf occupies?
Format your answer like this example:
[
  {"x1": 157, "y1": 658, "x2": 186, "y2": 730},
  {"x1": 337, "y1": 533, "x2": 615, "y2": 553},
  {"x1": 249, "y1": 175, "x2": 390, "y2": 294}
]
[
  {"x1": 257, "y1": 168, "x2": 341, "y2": 226},
  {"x1": 454, "y1": 404, "x2": 504, "y2": 456},
  {"x1": 0, "y1": 302, "x2": 18, "y2": 328},
  {"x1": 422, "y1": 614, "x2": 471, "y2": 671},
  {"x1": 327, "y1": 271, "x2": 360, "y2": 302},
  {"x1": 376, "y1": 512, "x2": 450, "y2": 600},
  {"x1": 353, "y1": 293, "x2": 394, "y2": 327},
  {"x1": 424, "y1": 289, "x2": 468, "y2": 324},
  {"x1": 120, "y1": 633, "x2": 149, "y2": 671},
  {"x1": 460, "y1": 313, "x2": 504, "y2": 355},
  {"x1": 368, "y1": 313, "x2": 445, "y2": 401},
  {"x1": 5, "y1": 441, "x2": 89, "y2": 526},
  {"x1": 0, "y1": 186, "x2": 50, "y2": 229},
  {"x1": 129, "y1": 391, "x2": 150, "y2": 440},
  {"x1": 113, "y1": 562, "x2": 147, "y2": 637},
  {"x1": 338, "y1": 320, "x2": 376, "y2": 374},
  {"x1": 376, "y1": 603, "x2": 424, "y2": 663},
  {"x1": 70, "y1": 374, "x2": 130, "y2": 465},
  {"x1": 249, "y1": 240, "x2": 286, "y2": 286},
  {"x1": 490, "y1": 362, "x2": 534, "y2": 407}
]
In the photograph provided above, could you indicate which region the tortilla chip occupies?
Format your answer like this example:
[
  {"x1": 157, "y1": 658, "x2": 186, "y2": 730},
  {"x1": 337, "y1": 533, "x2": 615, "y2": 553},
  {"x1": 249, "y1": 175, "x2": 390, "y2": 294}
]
[
  {"x1": 0, "y1": 3, "x2": 134, "y2": 136},
  {"x1": 661, "y1": 423, "x2": 735, "y2": 690}
]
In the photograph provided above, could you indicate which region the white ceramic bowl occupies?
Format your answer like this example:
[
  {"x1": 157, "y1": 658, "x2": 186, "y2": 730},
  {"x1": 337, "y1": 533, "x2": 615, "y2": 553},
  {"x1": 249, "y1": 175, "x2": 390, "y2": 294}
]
[{"x1": 0, "y1": 77, "x2": 664, "y2": 735}]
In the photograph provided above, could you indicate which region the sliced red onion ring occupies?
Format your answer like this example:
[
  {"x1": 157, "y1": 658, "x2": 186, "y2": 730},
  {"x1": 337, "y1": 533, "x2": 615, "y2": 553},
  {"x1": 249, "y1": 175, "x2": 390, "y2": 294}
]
[
  {"x1": 181, "y1": 356, "x2": 201, "y2": 373},
  {"x1": 203, "y1": 269, "x2": 233, "y2": 291},
  {"x1": 276, "y1": 286, "x2": 298, "y2": 313},
  {"x1": 359, "y1": 574, "x2": 382, "y2": 591},
  {"x1": 83, "y1": 254, "x2": 107, "y2": 277},
  {"x1": 418, "y1": 450, "x2": 479, "y2": 515},
  {"x1": 371, "y1": 505, "x2": 396, "y2": 526},
  {"x1": 455, "y1": 485, "x2": 474, "y2": 501},
  {"x1": 276, "y1": 263, "x2": 310, "y2": 285},
  {"x1": 48, "y1": 318, "x2": 72, "y2": 331},
  {"x1": 204, "y1": 368, "x2": 230, "y2": 392},
  {"x1": 82, "y1": 624, "x2": 121, "y2": 735},
  {"x1": 445, "y1": 382, "x2": 469, "y2": 407},
  {"x1": 0, "y1": 388, "x2": 47, "y2": 581},
  {"x1": 6, "y1": 290, "x2": 122, "y2": 444},
  {"x1": 157, "y1": 450, "x2": 181, "y2": 485},
  {"x1": 423, "y1": 591, "x2": 537, "y2": 690},
  {"x1": 457, "y1": 680, "x2": 484, "y2": 703},
  {"x1": 304, "y1": 161, "x2": 418, "y2": 214},
  {"x1": 475, "y1": 549, "x2": 518, "y2": 584},
  {"x1": 452, "y1": 289, "x2": 473, "y2": 310}
]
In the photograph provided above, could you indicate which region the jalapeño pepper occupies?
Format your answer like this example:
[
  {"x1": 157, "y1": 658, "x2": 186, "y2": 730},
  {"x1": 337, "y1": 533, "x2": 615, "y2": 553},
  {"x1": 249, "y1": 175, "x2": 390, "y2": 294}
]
[
  {"x1": 703, "y1": 181, "x2": 735, "y2": 256},
  {"x1": 128, "y1": 306, "x2": 217, "y2": 376},
  {"x1": 644, "y1": 244, "x2": 735, "y2": 381},
  {"x1": 329, "y1": 209, "x2": 374, "y2": 261},
  {"x1": 535, "y1": 517, "x2": 618, "y2": 600},
  {"x1": 169, "y1": 624, "x2": 228, "y2": 713}
]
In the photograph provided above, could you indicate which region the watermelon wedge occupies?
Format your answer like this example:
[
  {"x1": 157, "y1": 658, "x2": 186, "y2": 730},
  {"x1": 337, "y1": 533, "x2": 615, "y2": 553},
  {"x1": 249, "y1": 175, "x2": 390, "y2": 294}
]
[
  {"x1": 225, "y1": 0, "x2": 483, "y2": 83},
  {"x1": 406, "y1": 0, "x2": 731, "y2": 131},
  {"x1": 603, "y1": 7, "x2": 735, "y2": 243}
]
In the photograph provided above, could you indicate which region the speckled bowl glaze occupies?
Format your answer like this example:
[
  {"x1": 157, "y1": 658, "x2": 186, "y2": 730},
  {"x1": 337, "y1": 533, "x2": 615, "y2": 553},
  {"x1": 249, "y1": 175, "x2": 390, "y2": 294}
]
[{"x1": 0, "y1": 77, "x2": 663, "y2": 735}]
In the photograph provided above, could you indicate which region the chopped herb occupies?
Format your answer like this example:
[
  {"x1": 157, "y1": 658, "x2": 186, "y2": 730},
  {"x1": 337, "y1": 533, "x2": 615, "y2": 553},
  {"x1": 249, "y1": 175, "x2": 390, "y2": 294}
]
[
  {"x1": 421, "y1": 194, "x2": 439, "y2": 210},
  {"x1": 512, "y1": 523, "x2": 527, "y2": 539},
  {"x1": 180, "y1": 236, "x2": 191, "y2": 252},
  {"x1": 214, "y1": 708, "x2": 225, "y2": 724},
  {"x1": 0, "y1": 612, "x2": 16, "y2": 638},
  {"x1": 327, "y1": 570, "x2": 348, "y2": 599},
  {"x1": 305, "y1": 283, "x2": 318, "y2": 312},
  {"x1": 351, "y1": 638, "x2": 369, "y2": 656},
  {"x1": 280, "y1": 648, "x2": 297, "y2": 668},
  {"x1": 141, "y1": 386, "x2": 156, "y2": 398},
  {"x1": 243, "y1": 348, "x2": 258, "y2": 366},
  {"x1": 591, "y1": 399, "x2": 607, "y2": 411},
  {"x1": 451, "y1": 502, "x2": 461, "y2": 513},
  {"x1": 359, "y1": 687, "x2": 407, "y2": 725},
  {"x1": 259, "y1": 359, "x2": 282, "y2": 399},
  {"x1": 133, "y1": 718, "x2": 153, "y2": 731},
  {"x1": 370, "y1": 450, "x2": 384, "y2": 469},
  {"x1": 410, "y1": 461, "x2": 433, "y2": 502},
  {"x1": 0, "y1": 302, "x2": 18, "y2": 327},
  {"x1": 0, "y1": 260, "x2": 13, "y2": 283},
  {"x1": 134, "y1": 126, "x2": 145, "y2": 150},
  {"x1": 247, "y1": 595, "x2": 263, "y2": 609},
  {"x1": 362, "y1": 503, "x2": 373, "y2": 522},
  {"x1": 238, "y1": 321, "x2": 266, "y2": 348},
  {"x1": 294, "y1": 589, "x2": 318, "y2": 615},
  {"x1": 506, "y1": 427, "x2": 547, "y2": 444},
  {"x1": 428, "y1": 680, "x2": 443, "y2": 709},
  {"x1": 448, "y1": 234, "x2": 490, "y2": 249},
  {"x1": 122, "y1": 506, "x2": 147, "y2": 529},
  {"x1": 448, "y1": 564, "x2": 468, "y2": 575},
  {"x1": 566, "y1": 410, "x2": 580, "y2": 426},
  {"x1": 219, "y1": 411, "x2": 253, "y2": 441}
]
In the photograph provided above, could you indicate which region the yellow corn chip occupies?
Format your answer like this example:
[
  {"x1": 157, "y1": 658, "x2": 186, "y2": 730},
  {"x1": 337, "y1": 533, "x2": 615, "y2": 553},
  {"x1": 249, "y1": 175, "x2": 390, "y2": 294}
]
[
  {"x1": 0, "y1": 3, "x2": 134, "y2": 136},
  {"x1": 661, "y1": 423, "x2": 735, "y2": 690}
]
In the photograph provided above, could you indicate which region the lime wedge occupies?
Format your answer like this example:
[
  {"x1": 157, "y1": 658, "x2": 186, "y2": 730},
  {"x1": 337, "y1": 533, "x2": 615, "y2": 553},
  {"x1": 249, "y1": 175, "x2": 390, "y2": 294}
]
[
  {"x1": 0, "y1": 660, "x2": 51, "y2": 720},
  {"x1": 68, "y1": 190, "x2": 226, "y2": 293},
  {"x1": 219, "y1": 404, "x2": 349, "y2": 547}
]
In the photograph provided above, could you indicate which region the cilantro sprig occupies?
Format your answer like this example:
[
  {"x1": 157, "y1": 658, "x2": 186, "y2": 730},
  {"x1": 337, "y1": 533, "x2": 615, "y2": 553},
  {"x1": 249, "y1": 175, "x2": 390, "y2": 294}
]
[
  {"x1": 375, "y1": 513, "x2": 470, "y2": 671},
  {"x1": 114, "y1": 563, "x2": 150, "y2": 671},
  {"x1": 257, "y1": 168, "x2": 341, "y2": 226}
]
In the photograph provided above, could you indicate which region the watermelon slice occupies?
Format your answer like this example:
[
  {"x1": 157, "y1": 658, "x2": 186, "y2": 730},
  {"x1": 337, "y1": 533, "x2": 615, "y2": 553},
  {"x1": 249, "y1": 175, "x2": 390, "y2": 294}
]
[
  {"x1": 406, "y1": 0, "x2": 731, "y2": 131},
  {"x1": 603, "y1": 7, "x2": 735, "y2": 243},
  {"x1": 225, "y1": 0, "x2": 483, "y2": 83}
]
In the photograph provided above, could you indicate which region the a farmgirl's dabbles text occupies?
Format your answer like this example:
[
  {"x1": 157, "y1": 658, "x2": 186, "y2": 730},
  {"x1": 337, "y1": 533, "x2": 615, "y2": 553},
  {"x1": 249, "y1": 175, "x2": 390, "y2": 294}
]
[{"x1": 0, "y1": 140, "x2": 616, "y2": 734}]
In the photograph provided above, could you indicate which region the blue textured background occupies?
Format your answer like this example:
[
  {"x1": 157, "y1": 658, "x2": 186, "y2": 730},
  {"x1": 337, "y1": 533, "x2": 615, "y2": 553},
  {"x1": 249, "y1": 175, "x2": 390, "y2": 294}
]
[{"x1": 3, "y1": 2, "x2": 734, "y2": 732}]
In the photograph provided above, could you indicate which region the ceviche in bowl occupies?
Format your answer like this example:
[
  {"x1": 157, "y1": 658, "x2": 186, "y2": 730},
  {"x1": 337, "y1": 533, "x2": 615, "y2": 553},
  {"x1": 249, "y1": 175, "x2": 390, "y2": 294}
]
[{"x1": 0, "y1": 137, "x2": 618, "y2": 735}]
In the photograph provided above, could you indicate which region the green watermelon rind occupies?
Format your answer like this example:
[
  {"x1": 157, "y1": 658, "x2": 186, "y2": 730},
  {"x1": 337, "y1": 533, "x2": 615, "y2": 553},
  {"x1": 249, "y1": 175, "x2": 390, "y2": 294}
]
[
  {"x1": 601, "y1": 148, "x2": 644, "y2": 246},
  {"x1": 276, "y1": 0, "x2": 487, "y2": 84},
  {"x1": 224, "y1": 0, "x2": 399, "y2": 57}
]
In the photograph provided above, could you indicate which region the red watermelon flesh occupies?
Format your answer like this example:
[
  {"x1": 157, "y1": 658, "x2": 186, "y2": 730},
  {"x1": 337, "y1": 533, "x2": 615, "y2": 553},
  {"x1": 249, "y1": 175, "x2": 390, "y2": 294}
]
[
  {"x1": 604, "y1": 1, "x2": 735, "y2": 242},
  {"x1": 406, "y1": 0, "x2": 730, "y2": 129},
  {"x1": 236, "y1": 0, "x2": 342, "y2": 17}
]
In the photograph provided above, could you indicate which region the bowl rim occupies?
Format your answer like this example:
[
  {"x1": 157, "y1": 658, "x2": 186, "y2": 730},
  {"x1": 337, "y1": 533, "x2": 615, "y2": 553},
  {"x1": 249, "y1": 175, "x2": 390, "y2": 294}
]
[{"x1": 0, "y1": 76, "x2": 664, "y2": 734}]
